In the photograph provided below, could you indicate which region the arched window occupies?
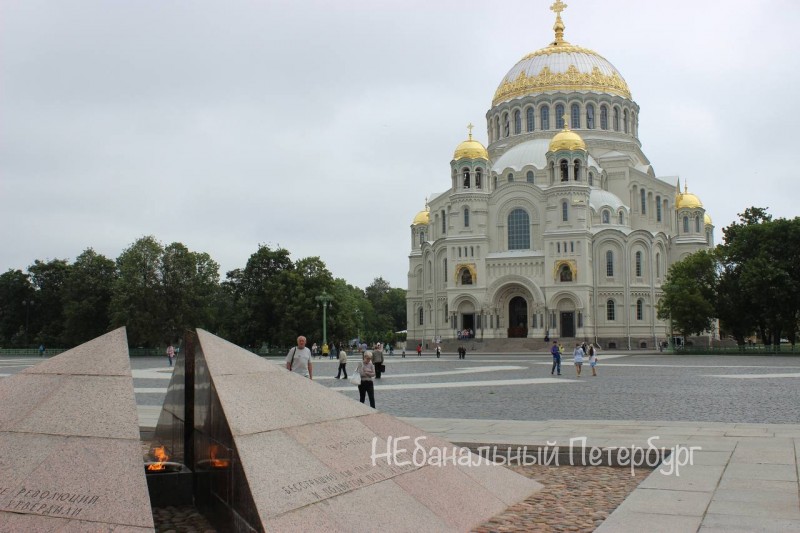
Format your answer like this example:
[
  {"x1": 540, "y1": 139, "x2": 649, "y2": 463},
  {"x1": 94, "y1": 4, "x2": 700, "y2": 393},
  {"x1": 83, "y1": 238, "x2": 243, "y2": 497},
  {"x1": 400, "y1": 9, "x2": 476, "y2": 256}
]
[
  {"x1": 683, "y1": 216, "x2": 689, "y2": 233},
  {"x1": 555, "y1": 104, "x2": 565, "y2": 128},
  {"x1": 475, "y1": 168, "x2": 482, "y2": 189},
  {"x1": 507, "y1": 173, "x2": 514, "y2": 183},
  {"x1": 656, "y1": 196, "x2": 662, "y2": 222},
  {"x1": 602, "y1": 210, "x2": 610, "y2": 224},
  {"x1": 635, "y1": 251, "x2": 642, "y2": 277},
  {"x1": 586, "y1": 104, "x2": 595, "y2": 129},
  {"x1": 463, "y1": 168, "x2": 470, "y2": 188},
  {"x1": 418, "y1": 307, "x2": 423, "y2": 325},
  {"x1": 557, "y1": 242, "x2": 561, "y2": 253},
  {"x1": 508, "y1": 208, "x2": 530, "y2": 250},
  {"x1": 562, "y1": 201, "x2": 569, "y2": 222},
  {"x1": 464, "y1": 207, "x2": 470, "y2": 228},
  {"x1": 600, "y1": 105, "x2": 608, "y2": 130},
  {"x1": 419, "y1": 231, "x2": 425, "y2": 245},
  {"x1": 613, "y1": 107, "x2": 620, "y2": 131},
  {"x1": 695, "y1": 215, "x2": 701, "y2": 232},
  {"x1": 441, "y1": 210, "x2": 446, "y2": 233},
  {"x1": 559, "y1": 264, "x2": 573, "y2": 282},
  {"x1": 540, "y1": 106, "x2": 550, "y2": 130},
  {"x1": 495, "y1": 116, "x2": 500, "y2": 140},
  {"x1": 526, "y1": 170, "x2": 534, "y2": 183},
  {"x1": 573, "y1": 159, "x2": 581, "y2": 181},
  {"x1": 560, "y1": 159, "x2": 569, "y2": 181},
  {"x1": 514, "y1": 110, "x2": 521, "y2": 134},
  {"x1": 640, "y1": 188, "x2": 646, "y2": 214},
  {"x1": 636, "y1": 299, "x2": 644, "y2": 320},
  {"x1": 656, "y1": 252, "x2": 661, "y2": 278},
  {"x1": 503, "y1": 112, "x2": 510, "y2": 137},
  {"x1": 606, "y1": 250, "x2": 614, "y2": 276},
  {"x1": 460, "y1": 268, "x2": 473, "y2": 285},
  {"x1": 526, "y1": 107, "x2": 535, "y2": 132},
  {"x1": 606, "y1": 299, "x2": 615, "y2": 320},
  {"x1": 444, "y1": 258, "x2": 447, "y2": 282},
  {"x1": 588, "y1": 172, "x2": 594, "y2": 186},
  {"x1": 623, "y1": 109, "x2": 629, "y2": 133},
  {"x1": 571, "y1": 103, "x2": 580, "y2": 128},
  {"x1": 619, "y1": 211, "x2": 625, "y2": 225},
  {"x1": 493, "y1": 175, "x2": 497, "y2": 190}
]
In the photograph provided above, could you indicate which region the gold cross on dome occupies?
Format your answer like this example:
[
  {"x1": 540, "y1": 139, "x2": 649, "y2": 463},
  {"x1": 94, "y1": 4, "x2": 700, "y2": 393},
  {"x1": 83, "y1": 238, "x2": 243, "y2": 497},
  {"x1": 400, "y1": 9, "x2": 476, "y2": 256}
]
[
  {"x1": 550, "y1": 0, "x2": 567, "y2": 16},
  {"x1": 467, "y1": 122, "x2": 474, "y2": 139},
  {"x1": 562, "y1": 113, "x2": 570, "y2": 129}
]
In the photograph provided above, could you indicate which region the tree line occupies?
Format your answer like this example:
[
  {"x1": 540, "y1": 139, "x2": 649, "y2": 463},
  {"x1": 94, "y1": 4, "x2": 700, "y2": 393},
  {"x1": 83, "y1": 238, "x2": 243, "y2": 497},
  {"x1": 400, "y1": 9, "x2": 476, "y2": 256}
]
[
  {"x1": 658, "y1": 207, "x2": 800, "y2": 347},
  {"x1": 0, "y1": 236, "x2": 407, "y2": 350}
]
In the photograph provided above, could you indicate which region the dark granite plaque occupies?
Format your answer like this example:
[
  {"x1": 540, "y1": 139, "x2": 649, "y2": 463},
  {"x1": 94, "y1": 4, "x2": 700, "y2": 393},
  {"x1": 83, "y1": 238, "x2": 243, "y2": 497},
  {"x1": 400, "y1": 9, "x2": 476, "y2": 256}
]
[{"x1": 0, "y1": 328, "x2": 154, "y2": 530}]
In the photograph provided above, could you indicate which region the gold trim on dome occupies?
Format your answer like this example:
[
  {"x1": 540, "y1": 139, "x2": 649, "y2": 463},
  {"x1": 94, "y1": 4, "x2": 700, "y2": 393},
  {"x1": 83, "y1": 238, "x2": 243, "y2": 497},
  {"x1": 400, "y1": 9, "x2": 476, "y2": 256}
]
[
  {"x1": 493, "y1": 64, "x2": 631, "y2": 105},
  {"x1": 521, "y1": 43, "x2": 600, "y2": 60}
]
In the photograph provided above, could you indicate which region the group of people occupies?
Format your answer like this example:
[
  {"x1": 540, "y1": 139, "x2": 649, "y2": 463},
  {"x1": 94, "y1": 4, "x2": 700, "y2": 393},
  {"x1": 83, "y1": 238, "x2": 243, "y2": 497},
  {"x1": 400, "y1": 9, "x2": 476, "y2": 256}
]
[
  {"x1": 550, "y1": 340, "x2": 599, "y2": 377},
  {"x1": 457, "y1": 329, "x2": 474, "y2": 339},
  {"x1": 285, "y1": 336, "x2": 381, "y2": 408}
]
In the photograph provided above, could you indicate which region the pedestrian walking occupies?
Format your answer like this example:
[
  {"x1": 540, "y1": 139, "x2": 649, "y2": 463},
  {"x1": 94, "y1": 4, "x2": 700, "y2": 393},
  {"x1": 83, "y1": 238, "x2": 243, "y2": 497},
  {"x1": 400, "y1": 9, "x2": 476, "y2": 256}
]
[
  {"x1": 285, "y1": 336, "x2": 313, "y2": 379},
  {"x1": 356, "y1": 351, "x2": 376, "y2": 408},
  {"x1": 573, "y1": 343, "x2": 584, "y2": 377},
  {"x1": 436, "y1": 345, "x2": 441, "y2": 358},
  {"x1": 416, "y1": 344, "x2": 422, "y2": 357},
  {"x1": 588, "y1": 344, "x2": 599, "y2": 376},
  {"x1": 373, "y1": 343, "x2": 385, "y2": 379},
  {"x1": 550, "y1": 340, "x2": 561, "y2": 375},
  {"x1": 166, "y1": 343, "x2": 175, "y2": 367},
  {"x1": 334, "y1": 349, "x2": 348, "y2": 379}
]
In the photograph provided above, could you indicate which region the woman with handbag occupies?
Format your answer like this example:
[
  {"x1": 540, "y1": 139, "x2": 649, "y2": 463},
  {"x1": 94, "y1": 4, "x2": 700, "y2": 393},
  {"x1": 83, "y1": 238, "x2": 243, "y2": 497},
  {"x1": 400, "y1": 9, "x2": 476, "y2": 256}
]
[
  {"x1": 372, "y1": 343, "x2": 384, "y2": 379},
  {"x1": 355, "y1": 351, "x2": 376, "y2": 408}
]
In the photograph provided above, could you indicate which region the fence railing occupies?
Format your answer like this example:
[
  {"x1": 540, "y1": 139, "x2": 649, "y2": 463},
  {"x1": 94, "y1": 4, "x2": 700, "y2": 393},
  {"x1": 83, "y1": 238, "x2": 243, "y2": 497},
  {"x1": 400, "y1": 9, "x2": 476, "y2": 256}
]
[{"x1": 0, "y1": 347, "x2": 289, "y2": 358}]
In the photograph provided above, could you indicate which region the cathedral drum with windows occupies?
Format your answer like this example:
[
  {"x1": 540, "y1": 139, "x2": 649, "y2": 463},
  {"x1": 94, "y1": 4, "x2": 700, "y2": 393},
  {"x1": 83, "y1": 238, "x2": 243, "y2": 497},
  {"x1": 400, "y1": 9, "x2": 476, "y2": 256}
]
[{"x1": 407, "y1": 1, "x2": 715, "y2": 350}]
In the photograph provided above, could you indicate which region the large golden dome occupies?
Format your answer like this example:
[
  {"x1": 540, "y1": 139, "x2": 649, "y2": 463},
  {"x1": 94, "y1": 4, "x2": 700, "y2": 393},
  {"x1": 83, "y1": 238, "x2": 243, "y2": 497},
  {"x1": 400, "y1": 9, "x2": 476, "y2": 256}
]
[
  {"x1": 493, "y1": 3, "x2": 630, "y2": 106},
  {"x1": 676, "y1": 184, "x2": 703, "y2": 209},
  {"x1": 549, "y1": 123, "x2": 586, "y2": 152}
]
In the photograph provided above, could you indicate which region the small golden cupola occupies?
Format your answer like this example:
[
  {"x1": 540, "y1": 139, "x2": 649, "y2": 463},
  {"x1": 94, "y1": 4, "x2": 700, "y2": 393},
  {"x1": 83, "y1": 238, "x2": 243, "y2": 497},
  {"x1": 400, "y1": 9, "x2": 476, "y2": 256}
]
[
  {"x1": 454, "y1": 123, "x2": 489, "y2": 161},
  {"x1": 676, "y1": 183, "x2": 703, "y2": 209},
  {"x1": 412, "y1": 200, "x2": 430, "y2": 226},
  {"x1": 548, "y1": 117, "x2": 586, "y2": 152}
]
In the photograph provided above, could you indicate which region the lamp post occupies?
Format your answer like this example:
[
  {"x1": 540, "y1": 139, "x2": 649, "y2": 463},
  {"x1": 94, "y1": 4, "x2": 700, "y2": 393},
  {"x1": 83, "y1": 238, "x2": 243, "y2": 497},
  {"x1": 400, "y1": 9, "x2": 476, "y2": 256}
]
[
  {"x1": 22, "y1": 299, "x2": 34, "y2": 347},
  {"x1": 315, "y1": 291, "x2": 333, "y2": 348},
  {"x1": 354, "y1": 309, "x2": 361, "y2": 343}
]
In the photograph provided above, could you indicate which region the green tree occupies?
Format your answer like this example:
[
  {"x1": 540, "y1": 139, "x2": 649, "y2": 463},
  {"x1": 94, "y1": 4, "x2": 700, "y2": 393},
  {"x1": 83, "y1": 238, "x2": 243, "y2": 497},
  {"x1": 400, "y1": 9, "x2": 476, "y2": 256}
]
[
  {"x1": 62, "y1": 248, "x2": 117, "y2": 346},
  {"x1": 160, "y1": 242, "x2": 220, "y2": 342},
  {"x1": 110, "y1": 236, "x2": 165, "y2": 347},
  {"x1": 28, "y1": 259, "x2": 71, "y2": 346},
  {"x1": 657, "y1": 250, "x2": 718, "y2": 341},
  {"x1": 0, "y1": 269, "x2": 35, "y2": 347},
  {"x1": 718, "y1": 208, "x2": 800, "y2": 348}
]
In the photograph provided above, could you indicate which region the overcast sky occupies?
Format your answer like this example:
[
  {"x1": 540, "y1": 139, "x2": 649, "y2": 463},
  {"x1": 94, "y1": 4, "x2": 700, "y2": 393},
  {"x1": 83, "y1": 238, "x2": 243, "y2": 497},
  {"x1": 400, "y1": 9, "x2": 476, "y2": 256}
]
[{"x1": 2, "y1": 0, "x2": 798, "y2": 290}]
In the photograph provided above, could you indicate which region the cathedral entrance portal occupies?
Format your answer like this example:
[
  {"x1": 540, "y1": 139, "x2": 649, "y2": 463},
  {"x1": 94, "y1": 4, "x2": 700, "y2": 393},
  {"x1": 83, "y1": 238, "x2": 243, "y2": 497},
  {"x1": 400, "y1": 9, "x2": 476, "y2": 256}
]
[
  {"x1": 508, "y1": 296, "x2": 528, "y2": 338},
  {"x1": 560, "y1": 312, "x2": 575, "y2": 338},
  {"x1": 462, "y1": 314, "x2": 474, "y2": 335}
]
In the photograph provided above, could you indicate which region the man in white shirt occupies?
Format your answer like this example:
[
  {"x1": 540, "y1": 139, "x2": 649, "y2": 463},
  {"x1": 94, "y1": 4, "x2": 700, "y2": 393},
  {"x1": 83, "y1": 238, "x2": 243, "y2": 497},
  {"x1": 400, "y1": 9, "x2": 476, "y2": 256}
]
[{"x1": 285, "y1": 336, "x2": 313, "y2": 379}]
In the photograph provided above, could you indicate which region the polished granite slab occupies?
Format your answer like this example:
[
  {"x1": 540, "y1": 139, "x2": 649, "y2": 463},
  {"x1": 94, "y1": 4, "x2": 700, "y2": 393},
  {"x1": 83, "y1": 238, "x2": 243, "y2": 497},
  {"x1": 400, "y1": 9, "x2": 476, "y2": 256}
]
[
  {"x1": 153, "y1": 329, "x2": 541, "y2": 532},
  {"x1": 0, "y1": 328, "x2": 154, "y2": 530}
]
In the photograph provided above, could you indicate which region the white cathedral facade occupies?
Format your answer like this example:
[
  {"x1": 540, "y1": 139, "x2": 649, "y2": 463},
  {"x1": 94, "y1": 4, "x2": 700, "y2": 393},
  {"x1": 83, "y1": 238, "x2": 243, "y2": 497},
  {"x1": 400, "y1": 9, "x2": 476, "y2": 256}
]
[{"x1": 407, "y1": 2, "x2": 714, "y2": 349}]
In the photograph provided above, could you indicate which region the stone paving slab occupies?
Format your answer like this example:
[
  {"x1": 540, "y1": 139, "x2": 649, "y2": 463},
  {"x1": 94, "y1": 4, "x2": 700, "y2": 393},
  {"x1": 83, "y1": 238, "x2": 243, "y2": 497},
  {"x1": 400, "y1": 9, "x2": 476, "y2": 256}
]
[{"x1": 403, "y1": 417, "x2": 800, "y2": 532}]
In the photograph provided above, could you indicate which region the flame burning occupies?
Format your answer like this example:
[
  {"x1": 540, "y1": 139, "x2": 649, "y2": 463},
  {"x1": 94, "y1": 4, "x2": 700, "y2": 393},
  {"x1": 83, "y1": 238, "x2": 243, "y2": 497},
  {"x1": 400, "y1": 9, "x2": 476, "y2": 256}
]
[
  {"x1": 147, "y1": 446, "x2": 169, "y2": 471},
  {"x1": 209, "y1": 444, "x2": 230, "y2": 468}
]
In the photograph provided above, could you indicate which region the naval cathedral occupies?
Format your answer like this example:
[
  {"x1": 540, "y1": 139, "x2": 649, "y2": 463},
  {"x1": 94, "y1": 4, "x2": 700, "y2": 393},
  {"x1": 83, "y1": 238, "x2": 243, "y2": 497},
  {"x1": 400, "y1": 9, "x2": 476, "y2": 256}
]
[{"x1": 406, "y1": 1, "x2": 713, "y2": 349}]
